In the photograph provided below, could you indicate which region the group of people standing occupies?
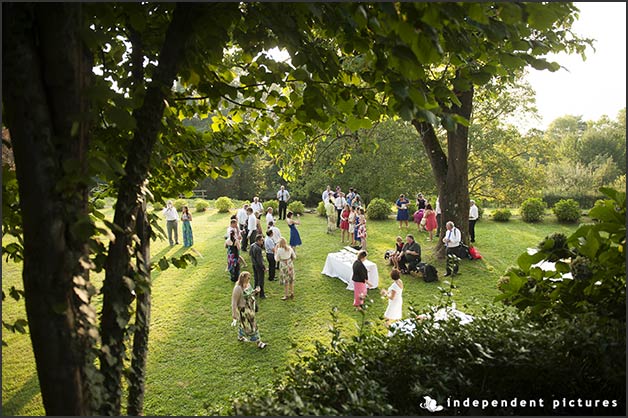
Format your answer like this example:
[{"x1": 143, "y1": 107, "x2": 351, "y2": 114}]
[
  {"x1": 396, "y1": 193, "x2": 440, "y2": 241},
  {"x1": 323, "y1": 185, "x2": 368, "y2": 250},
  {"x1": 228, "y1": 188, "x2": 302, "y2": 349}
]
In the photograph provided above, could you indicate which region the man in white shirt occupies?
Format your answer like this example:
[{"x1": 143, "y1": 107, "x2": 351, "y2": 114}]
[
  {"x1": 322, "y1": 185, "x2": 332, "y2": 203},
  {"x1": 276, "y1": 186, "x2": 290, "y2": 220},
  {"x1": 250, "y1": 196, "x2": 264, "y2": 215},
  {"x1": 236, "y1": 203, "x2": 250, "y2": 250},
  {"x1": 334, "y1": 192, "x2": 346, "y2": 228},
  {"x1": 162, "y1": 200, "x2": 179, "y2": 246},
  {"x1": 247, "y1": 207, "x2": 258, "y2": 248},
  {"x1": 469, "y1": 200, "x2": 479, "y2": 243},
  {"x1": 443, "y1": 221, "x2": 461, "y2": 276},
  {"x1": 264, "y1": 229, "x2": 276, "y2": 281},
  {"x1": 267, "y1": 221, "x2": 282, "y2": 244}
]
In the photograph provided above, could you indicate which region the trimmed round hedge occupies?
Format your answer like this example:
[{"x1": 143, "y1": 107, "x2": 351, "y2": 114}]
[
  {"x1": 215, "y1": 196, "x2": 233, "y2": 213},
  {"x1": 366, "y1": 198, "x2": 392, "y2": 220},
  {"x1": 287, "y1": 200, "x2": 305, "y2": 215},
  {"x1": 553, "y1": 198, "x2": 581, "y2": 223},
  {"x1": 491, "y1": 208, "x2": 512, "y2": 222},
  {"x1": 520, "y1": 197, "x2": 546, "y2": 223}
]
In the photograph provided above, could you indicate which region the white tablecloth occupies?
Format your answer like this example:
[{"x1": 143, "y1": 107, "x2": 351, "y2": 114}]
[{"x1": 321, "y1": 250, "x2": 379, "y2": 290}]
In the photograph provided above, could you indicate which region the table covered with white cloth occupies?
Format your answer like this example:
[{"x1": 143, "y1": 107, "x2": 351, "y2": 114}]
[{"x1": 321, "y1": 248, "x2": 379, "y2": 290}]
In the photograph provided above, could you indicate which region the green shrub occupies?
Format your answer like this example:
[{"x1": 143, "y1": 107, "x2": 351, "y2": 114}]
[
  {"x1": 226, "y1": 309, "x2": 625, "y2": 416},
  {"x1": 152, "y1": 201, "x2": 164, "y2": 211},
  {"x1": 406, "y1": 201, "x2": 417, "y2": 216},
  {"x1": 173, "y1": 198, "x2": 188, "y2": 211},
  {"x1": 264, "y1": 199, "x2": 279, "y2": 215},
  {"x1": 93, "y1": 198, "x2": 106, "y2": 209},
  {"x1": 316, "y1": 201, "x2": 326, "y2": 217},
  {"x1": 542, "y1": 193, "x2": 604, "y2": 209},
  {"x1": 519, "y1": 197, "x2": 546, "y2": 223},
  {"x1": 215, "y1": 196, "x2": 233, "y2": 213},
  {"x1": 195, "y1": 199, "x2": 210, "y2": 212},
  {"x1": 491, "y1": 208, "x2": 511, "y2": 222},
  {"x1": 553, "y1": 198, "x2": 581, "y2": 223},
  {"x1": 287, "y1": 200, "x2": 305, "y2": 215},
  {"x1": 499, "y1": 187, "x2": 626, "y2": 321},
  {"x1": 477, "y1": 205, "x2": 484, "y2": 220},
  {"x1": 366, "y1": 198, "x2": 392, "y2": 220}
]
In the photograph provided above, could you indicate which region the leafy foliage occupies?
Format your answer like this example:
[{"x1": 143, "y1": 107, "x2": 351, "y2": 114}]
[
  {"x1": 287, "y1": 200, "x2": 305, "y2": 215},
  {"x1": 173, "y1": 199, "x2": 188, "y2": 212},
  {"x1": 215, "y1": 196, "x2": 233, "y2": 213},
  {"x1": 366, "y1": 198, "x2": 392, "y2": 220},
  {"x1": 520, "y1": 197, "x2": 546, "y2": 223},
  {"x1": 93, "y1": 199, "x2": 106, "y2": 209},
  {"x1": 553, "y1": 198, "x2": 581, "y2": 223},
  {"x1": 227, "y1": 308, "x2": 625, "y2": 416},
  {"x1": 497, "y1": 188, "x2": 626, "y2": 321},
  {"x1": 264, "y1": 199, "x2": 279, "y2": 215},
  {"x1": 194, "y1": 199, "x2": 209, "y2": 213},
  {"x1": 491, "y1": 209, "x2": 512, "y2": 222},
  {"x1": 316, "y1": 201, "x2": 326, "y2": 217}
]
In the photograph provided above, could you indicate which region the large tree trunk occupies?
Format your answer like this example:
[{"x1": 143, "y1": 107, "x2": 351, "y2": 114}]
[
  {"x1": 98, "y1": 4, "x2": 205, "y2": 414},
  {"x1": 413, "y1": 84, "x2": 474, "y2": 259},
  {"x1": 2, "y1": 3, "x2": 96, "y2": 415},
  {"x1": 127, "y1": 197, "x2": 152, "y2": 416}
]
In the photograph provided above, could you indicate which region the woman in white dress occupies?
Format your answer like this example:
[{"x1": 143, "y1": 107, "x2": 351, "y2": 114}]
[{"x1": 381, "y1": 268, "x2": 403, "y2": 326}]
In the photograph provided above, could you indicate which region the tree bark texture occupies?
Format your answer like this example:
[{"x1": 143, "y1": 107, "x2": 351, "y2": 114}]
[
  {"x1": 2, "y1": 3, "x2": 96, "y2": 415},
  {"x1": 99, "y1": 4, "x2": 206, "y2": 415},
  {"x1": 413, "y1": 85, "x2": 474, "y2": 258},
  {"x1": 127, "y1": 198, "x2": 152, "y2": 416}
]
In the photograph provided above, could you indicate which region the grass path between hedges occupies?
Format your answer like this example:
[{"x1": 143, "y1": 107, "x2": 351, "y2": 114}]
[{"x1": 1, "y1": 207, "x2": 580, "y2": 415}]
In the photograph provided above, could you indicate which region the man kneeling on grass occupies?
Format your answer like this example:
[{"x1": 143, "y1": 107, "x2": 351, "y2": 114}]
[{"x1": 400, "y1": 234, "x2": 421, "y2": 274}]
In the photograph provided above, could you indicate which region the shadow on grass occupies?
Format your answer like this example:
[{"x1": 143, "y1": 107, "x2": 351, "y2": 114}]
[{"x1": 1, "y1": 373, "x2": 40, "y2": 416}]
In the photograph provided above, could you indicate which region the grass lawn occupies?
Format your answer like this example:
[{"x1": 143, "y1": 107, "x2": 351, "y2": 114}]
[{"x1": 2, "y1": 207, "x2": 581, "y2": 415}]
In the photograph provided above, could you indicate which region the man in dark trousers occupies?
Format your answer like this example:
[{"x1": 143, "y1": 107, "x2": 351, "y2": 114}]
[
  {"x1": 400, "y1": 234, "x2": 421, "y2": 274},
  {"x1": 249, "y1": 234, "x2": 267, "y2": 298},
  {"x1": 264, "y1": 229, "x2": 276, "y2": 281},
  {"x1": 276, "y1": 185, "x2": 290, "y2": 220}
]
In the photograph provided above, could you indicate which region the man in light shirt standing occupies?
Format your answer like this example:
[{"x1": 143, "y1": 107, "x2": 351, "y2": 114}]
[
  {"x1": 469, "y1": 200, "x2": 479, "y2": 243},
  {"x1": 276, "y1": 186, "x2": 290, "y2": 220},
  {"x1": 162, "y1": 200, "x2": 179, "y2": 246},
  {"x1": 443, "y1": 221, "x2": 461, "y2": 277},
  {"x1": 237, "y1": 203, "x2": 250, "y2": 251},
  {"x1": 247, "y1": 207, "x2": 258, "y2": 248},
  {"x1": 250, "y1": 196, "x2": 264, "y2": 215},
  {"x1": 334, "y1": 191, "x2": 346, "y2": 229}
]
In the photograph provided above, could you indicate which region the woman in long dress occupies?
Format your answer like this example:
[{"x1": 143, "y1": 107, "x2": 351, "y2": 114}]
[
  {"x1": 286, "y1": 211, "x2": 302, "y2": 250},
  {"x1": 339, "y1": 204, "x2": 350, "y2": 243},
  {"x1": 381, "y1": 268, "x2": 404, "y2": 326},
  {"x1": 231, "y1": 271, "x2": 267, "y2": 349},
  {"x1": 275, "y1": 237, "x2": 296, "y2": 300},
  {"x1": 348, "y1": 207, "x2": 357, "y2": 246},
  {"x1": 424, "y1": 203, "x2": 438, "y2": 241},
  {"x1": 181, "y1": 206, "x2": 194, "y2": 247},
  {"x1": 225, "y1": 229, "x2": 241, "y2": 283}
]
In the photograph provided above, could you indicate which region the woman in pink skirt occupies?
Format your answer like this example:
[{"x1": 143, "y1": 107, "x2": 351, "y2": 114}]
[{"x1": 351, "y1": 250, "x2": 373, "y2": 310}]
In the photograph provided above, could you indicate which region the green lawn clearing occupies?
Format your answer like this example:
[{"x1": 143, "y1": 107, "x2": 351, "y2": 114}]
[{"x1": 2, "y1": 208, "x2": 580, "y2": 415}]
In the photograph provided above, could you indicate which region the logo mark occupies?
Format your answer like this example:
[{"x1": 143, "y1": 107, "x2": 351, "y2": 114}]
[{"x1": 420, "y1": 395, "x2": 444, "y2": 412}]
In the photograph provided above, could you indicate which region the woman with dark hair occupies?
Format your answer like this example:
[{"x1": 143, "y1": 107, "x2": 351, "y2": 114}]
[
  {"x1": 286, "y1": 211, "x2": 302, "y2": 251},
  {"x1": 351, "y1": 250, "x2": 373, "y2": 311},
  {"x1": 395, "y1": 194, "x2": 410, "y2": 229},
  {"x1": 231, "y1": 271, "x2": 267, "y2": 349},
  {"x1": 225, "y1": 229, "x2": 241, "y2": 282},
  {"x1": 181, "y1": 205, "x2": 193, "y2": 247}
]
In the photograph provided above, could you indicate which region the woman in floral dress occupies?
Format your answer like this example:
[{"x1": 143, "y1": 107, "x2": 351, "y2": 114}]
[
  {"x1": 231, "y1": 271, "x2": 267, "y2": 349},
  {"x1": 275, "y1": 237, "x2": 296, "y2": 300}
]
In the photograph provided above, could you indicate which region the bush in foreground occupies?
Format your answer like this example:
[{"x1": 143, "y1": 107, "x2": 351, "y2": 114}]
[
  {"x1": 316, "y1": 201, "x2": 326, "y2": 217},
  {"x1": 264, "y1": 199, "x2": 279, "y2": 215},
  {"x1": 225, "y1": 309, "x2": 625, "y2": 416},
  {"x1": 215, "y1": 196, "x2": 233, "y2": 213},
  {"x1": 173, "y1": 198, "x2": 188, "y2": 211}
]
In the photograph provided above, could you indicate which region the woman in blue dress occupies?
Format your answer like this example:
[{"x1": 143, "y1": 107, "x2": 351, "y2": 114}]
[
  {"x1": 286, "y1": 211, "x2": 302, "y2": 252},
  {"x1": 395, "y1": 194, "x2": 410, "y2": 229}
]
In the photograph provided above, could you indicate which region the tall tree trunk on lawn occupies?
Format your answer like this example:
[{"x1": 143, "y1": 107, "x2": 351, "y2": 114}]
[
  {"x1": 99, "y1": 4, "x2": 205, "y2": 414},
  {"x1": 127, "y1": 196, "x2": 152, "y2": 416},
  {"x1": 2, "y1": 3, "x2": 97, "y2": 415},
  {"x1": 413, "y1": 84, "x2": 474, "y2": 259}
]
